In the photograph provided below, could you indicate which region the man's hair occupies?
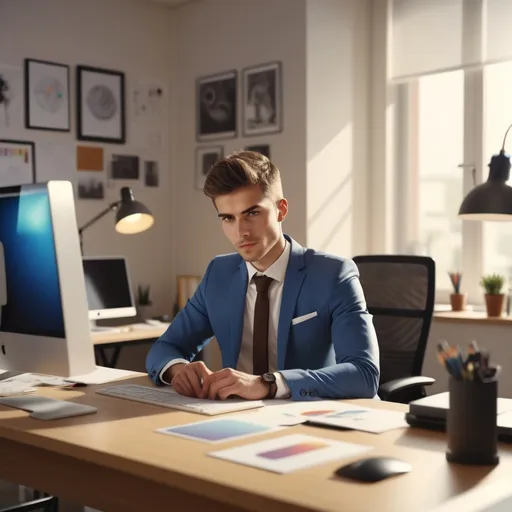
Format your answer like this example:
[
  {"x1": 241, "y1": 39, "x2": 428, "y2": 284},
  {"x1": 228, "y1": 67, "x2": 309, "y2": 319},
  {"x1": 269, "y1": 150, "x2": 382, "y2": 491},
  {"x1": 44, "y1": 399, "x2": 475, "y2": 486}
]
[{"x1": 203, "y1": 150, "x2": 282, "y2": 200}]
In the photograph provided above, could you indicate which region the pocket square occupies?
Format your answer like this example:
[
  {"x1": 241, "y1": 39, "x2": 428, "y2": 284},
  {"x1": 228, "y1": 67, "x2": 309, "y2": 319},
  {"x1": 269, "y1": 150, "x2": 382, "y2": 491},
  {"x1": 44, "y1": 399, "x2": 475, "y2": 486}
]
[{"x1": 291, "y1": 312, "x2": 318, "y2": 325}]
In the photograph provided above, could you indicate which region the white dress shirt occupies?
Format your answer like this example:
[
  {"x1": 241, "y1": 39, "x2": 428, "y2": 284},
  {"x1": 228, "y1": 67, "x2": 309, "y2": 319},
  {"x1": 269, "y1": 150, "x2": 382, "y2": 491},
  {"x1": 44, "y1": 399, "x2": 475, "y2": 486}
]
[
  {"x1": 160, "y1": 239, "x2": 291, "y2": 399},
  {"x1": 238, "y1": 240, "x2": 291, "y2": 398}
]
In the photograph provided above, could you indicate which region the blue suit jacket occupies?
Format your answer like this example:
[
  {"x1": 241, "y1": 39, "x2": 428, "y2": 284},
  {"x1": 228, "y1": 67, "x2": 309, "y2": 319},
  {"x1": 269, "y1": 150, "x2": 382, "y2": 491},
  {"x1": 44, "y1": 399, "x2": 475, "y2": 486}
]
[{"x1": 146, "y1": 235, "x2": 380, "y2": 400}]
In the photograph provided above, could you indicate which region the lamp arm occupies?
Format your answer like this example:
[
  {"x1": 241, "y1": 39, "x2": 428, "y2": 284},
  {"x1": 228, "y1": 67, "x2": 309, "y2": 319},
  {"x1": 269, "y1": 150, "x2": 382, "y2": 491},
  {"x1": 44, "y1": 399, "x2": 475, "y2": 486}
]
[
  {"x1": 502, "y1": 123, "x2": 512, "y2": 151},
  {"x1": 78, "y1": 201, "x2": 120, "y2": 236}
]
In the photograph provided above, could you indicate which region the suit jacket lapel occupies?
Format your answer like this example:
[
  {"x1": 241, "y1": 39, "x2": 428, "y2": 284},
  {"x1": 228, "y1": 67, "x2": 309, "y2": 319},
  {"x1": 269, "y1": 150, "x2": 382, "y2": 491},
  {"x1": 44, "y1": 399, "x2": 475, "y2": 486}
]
[
  {"x1": 228, "y1": 260, "x2": 248, "y2": 369},
  {"x1": 277, "y1": 236, "x2": 306, "y2": 369}
]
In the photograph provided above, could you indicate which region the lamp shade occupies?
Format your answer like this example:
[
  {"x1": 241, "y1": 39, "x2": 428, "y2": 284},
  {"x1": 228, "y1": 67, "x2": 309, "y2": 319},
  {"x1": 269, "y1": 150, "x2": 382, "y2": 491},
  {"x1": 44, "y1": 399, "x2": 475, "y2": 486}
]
[
  {"x1": 115, "y1": 187, "x2": 154, "y2": 234},
  {"x1": 458, "y1": 150, "x2": 512, "y2": 221}
]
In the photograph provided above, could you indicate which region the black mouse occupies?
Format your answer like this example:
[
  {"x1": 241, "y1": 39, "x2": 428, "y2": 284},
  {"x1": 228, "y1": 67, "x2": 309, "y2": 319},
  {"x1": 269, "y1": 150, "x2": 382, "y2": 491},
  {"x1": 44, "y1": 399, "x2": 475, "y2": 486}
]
[{"x1": 334, "y1": 456, "x2": 411, "y2": 483}]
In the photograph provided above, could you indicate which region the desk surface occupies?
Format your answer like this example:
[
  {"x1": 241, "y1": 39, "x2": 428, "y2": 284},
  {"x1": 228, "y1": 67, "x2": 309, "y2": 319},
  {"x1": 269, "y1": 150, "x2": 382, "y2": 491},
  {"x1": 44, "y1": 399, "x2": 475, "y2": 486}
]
[
  {"x1": 0, "y1": 376, "x2": 510, "y2": 512},
  {"x1": 90, "y1": 323, "x2": 169, "y2": 345}
]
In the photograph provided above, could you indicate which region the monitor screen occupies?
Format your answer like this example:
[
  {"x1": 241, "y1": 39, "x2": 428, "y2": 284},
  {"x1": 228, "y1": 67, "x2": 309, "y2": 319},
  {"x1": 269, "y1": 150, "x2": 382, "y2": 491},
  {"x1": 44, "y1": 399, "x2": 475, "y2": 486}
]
[
  {"x1": 0, "y1": 185, "x2": 65, "y2": 338},
  {"x1": 82, "y1": 257, "x2": 134, "y2": 316}
]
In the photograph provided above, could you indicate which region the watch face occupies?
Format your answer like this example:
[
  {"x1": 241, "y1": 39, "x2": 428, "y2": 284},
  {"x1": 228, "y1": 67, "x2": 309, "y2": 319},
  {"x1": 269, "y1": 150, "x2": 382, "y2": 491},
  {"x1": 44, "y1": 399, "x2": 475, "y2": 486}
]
[{"x1": 262, "y1": 372, "x2": 276, "y2": 383}]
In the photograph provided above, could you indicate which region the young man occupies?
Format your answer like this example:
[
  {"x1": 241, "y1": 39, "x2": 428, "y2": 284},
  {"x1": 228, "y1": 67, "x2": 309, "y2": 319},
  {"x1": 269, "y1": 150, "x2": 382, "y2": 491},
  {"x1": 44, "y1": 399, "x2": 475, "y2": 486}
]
[{"x1": 146, "y1": 151, "x2": 380, "y2": 401}]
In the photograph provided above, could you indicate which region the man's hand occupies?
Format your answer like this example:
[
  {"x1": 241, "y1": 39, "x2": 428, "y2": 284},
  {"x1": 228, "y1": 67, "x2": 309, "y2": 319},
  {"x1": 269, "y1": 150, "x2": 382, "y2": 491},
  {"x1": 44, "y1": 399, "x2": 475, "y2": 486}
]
[
  {"x1": 168, "y1": 361, "x2": 212, "y2": 398},
  {"x1": 201, "y1": 368, "x2": 269, "y2": 400}
]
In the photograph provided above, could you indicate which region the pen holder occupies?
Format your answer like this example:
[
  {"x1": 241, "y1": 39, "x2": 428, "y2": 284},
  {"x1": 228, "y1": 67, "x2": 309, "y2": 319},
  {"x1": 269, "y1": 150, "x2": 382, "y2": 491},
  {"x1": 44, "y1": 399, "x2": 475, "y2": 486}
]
[{"x1": 446, "y1": 375, "x2": 499, "y2": 465}]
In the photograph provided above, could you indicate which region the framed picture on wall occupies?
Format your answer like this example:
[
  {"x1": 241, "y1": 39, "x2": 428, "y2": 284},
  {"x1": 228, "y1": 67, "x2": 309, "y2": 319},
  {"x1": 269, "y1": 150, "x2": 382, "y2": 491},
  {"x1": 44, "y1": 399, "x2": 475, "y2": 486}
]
[
  {"x1": 0, "y1": 139, "x2": 36, "y2": 187},
  {"x1": 24, "y1": 58, "x2": 70, "y2": 132},
  {"x1": 195, "y1": 146, "x2": 223, "y2": 190},
  {"x1": 196, "y1": 70, "x2": 237, "y2": 141},
  {"x1": 76, "y1": 65, "x2": 126, "y2": 144},
  {"x1": 242, "y1": 61, "x2": 282, "y2": 137},
  {"x1": 245, "y1": 144, "x2": 271, "y2": 159}
]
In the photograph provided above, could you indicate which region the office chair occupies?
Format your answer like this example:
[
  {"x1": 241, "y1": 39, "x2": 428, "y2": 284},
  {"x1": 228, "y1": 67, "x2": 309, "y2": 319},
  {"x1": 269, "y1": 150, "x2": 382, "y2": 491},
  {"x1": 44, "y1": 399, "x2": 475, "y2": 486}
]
[{"x1": 352, "y1": 255, "x2": 436, "y2": 404}]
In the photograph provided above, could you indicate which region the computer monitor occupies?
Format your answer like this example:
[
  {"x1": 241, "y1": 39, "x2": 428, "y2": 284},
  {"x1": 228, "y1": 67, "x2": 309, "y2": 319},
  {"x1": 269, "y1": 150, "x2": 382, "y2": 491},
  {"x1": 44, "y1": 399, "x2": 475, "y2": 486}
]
[
  {"x1": 0, "y1": 181, "x2": 96, "y2": 377},
  {"x1": 82, "y1": 256, "x2": 136, "y2": 329}
]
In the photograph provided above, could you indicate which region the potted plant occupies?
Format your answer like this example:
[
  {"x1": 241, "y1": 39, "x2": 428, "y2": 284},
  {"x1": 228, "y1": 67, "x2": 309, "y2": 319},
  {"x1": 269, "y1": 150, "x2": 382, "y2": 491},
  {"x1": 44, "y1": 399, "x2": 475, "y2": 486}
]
[
  {"x1": 480, "y1": 274, "x2": 505, "y2": 317},
  {"x1": 136, "y1": 284, "x2": 153, "y2": 320},
  {"x1": 448, "y1": 271, "x2": 466, "y2": 311}
]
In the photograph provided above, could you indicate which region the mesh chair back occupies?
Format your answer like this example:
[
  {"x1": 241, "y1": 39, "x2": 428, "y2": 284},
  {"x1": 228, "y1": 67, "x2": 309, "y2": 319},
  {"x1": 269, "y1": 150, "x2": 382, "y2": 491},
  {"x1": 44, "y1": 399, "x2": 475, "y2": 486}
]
[{"x1": 352, "y1": 255, "x2": 435, "y2": 387}]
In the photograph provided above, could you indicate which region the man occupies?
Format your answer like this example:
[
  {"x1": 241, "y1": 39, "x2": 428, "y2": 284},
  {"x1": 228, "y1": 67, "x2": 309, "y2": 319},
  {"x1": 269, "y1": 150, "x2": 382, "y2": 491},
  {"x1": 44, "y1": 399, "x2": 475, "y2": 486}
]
[{"x1": 146, "y1": 151, "x2": 380, "y2": 401}]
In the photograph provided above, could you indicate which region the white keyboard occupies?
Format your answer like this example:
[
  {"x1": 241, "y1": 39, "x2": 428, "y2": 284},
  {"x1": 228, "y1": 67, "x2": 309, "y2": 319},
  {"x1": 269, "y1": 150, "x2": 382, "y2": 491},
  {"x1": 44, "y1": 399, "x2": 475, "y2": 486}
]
[{"x1": 95, "y1": 384, "x2": 265, "y2": 416}]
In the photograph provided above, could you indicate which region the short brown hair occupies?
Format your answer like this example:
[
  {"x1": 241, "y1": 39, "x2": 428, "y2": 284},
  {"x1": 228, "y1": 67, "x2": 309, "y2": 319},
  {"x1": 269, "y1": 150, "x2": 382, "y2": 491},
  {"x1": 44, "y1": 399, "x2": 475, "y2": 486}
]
[{"x1": 203, "y1": 150, "x2": 282, "y2": 200}]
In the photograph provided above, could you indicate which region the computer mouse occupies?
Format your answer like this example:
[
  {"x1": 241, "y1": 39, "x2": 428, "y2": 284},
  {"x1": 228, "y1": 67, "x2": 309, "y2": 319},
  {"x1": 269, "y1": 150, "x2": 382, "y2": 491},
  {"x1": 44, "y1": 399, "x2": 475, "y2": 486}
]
[{"x1": 334, "y1": 456, "x2": 411, "y2": 483}]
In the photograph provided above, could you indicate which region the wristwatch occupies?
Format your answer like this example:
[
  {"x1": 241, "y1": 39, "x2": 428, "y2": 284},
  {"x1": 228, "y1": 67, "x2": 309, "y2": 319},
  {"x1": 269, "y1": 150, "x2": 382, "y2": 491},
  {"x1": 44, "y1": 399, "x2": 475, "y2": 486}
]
[{"x1": 261, "y1": 372, "x2": 277, "y2": 399}]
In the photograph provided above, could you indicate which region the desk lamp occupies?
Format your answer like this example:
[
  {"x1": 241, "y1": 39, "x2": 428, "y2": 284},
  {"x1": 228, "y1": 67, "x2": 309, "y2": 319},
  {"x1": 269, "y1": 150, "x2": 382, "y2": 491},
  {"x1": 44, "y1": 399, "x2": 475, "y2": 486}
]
[
  {"x1": 78, "y1": 187, "x2": 154, "y2": 253},
  {"x1": 458, "y1": 123, "x2": 512, "y2": 220}
]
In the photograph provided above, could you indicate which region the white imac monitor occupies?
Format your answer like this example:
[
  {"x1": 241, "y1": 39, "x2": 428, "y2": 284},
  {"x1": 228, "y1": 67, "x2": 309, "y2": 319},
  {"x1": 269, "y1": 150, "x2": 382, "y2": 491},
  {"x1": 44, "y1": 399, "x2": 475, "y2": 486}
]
[
  {"x1": 0, "y1": 181, "x2": 96, "y2": 377},
  {"x1": 82, "y1": 256, "x2": 136, "y2": 330}
]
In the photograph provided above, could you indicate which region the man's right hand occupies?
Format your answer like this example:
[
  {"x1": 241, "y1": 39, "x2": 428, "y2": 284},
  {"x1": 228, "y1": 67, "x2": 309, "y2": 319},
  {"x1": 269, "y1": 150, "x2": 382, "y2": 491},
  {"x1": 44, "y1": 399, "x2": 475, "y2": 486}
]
[{"x1": 166, "y1": 361, "x2": 212, "y2": 398}]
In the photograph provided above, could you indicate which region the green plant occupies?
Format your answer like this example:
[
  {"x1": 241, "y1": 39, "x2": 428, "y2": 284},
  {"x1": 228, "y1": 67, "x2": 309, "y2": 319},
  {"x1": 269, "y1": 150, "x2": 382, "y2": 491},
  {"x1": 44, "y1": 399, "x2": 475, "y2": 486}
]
[
  {"x1": 137, "y1": 284, "x2": 152, "y2": 305},
  {"x1": 480, "y1": 274, "x2": 505, "y2": 295}
]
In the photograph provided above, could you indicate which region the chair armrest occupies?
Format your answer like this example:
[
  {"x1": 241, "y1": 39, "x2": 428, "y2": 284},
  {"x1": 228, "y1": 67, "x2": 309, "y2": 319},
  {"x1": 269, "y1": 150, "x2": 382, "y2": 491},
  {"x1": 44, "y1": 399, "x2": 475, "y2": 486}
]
[{"x1": 379, "y1": 376, "x2": 435, "y2": 401}]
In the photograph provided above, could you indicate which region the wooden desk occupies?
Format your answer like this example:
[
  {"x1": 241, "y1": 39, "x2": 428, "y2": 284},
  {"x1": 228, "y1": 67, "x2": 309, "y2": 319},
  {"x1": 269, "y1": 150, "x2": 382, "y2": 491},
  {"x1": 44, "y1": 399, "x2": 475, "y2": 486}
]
[
  {"x1": 0, "y1": 376, "x2": 511, "y2": 512},
  {"x1": 90, "y1": 324, "x2": 168, "y2": 367}
]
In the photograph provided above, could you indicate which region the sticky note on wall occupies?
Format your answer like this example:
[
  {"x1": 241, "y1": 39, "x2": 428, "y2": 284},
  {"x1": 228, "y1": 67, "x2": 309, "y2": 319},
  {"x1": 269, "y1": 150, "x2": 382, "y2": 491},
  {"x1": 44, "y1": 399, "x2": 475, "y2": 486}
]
[{"x1": 77, "y1": 145, "x2": 104, "y2": 172}]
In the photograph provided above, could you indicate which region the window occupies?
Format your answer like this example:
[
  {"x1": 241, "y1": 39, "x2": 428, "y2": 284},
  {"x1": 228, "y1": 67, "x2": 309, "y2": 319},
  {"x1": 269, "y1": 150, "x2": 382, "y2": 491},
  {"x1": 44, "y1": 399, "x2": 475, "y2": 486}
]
[
  {"x1": 482, "y1": 61, "x2": 512, "y2": 282},
  {"x1": 394, "y1": 71, "x2": 464, "y2": 296},
  {"x1": 387, "y1": 0, "x2": 512, "y2": 305}
]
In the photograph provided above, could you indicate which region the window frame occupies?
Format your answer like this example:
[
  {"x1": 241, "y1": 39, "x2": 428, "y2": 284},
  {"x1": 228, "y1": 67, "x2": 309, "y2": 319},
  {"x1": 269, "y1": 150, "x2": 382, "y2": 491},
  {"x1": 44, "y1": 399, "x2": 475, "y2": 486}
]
[{"x1": 392, "y1": 69, "x2": 485, "y2": 307}]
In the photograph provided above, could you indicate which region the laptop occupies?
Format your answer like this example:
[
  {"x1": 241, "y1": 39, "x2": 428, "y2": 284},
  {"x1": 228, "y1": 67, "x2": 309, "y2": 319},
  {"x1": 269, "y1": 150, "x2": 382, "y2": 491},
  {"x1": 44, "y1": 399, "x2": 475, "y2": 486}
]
[{"x1": 405, "y1": 392, "x2": 512, "y2": 442}]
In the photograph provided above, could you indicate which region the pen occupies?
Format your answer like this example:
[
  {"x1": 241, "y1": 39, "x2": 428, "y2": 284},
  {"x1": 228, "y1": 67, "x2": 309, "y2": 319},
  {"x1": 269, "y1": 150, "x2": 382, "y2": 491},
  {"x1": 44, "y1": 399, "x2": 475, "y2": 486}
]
[{"x1": 436, "y1": 341, "x2": 497, "y2": 382}]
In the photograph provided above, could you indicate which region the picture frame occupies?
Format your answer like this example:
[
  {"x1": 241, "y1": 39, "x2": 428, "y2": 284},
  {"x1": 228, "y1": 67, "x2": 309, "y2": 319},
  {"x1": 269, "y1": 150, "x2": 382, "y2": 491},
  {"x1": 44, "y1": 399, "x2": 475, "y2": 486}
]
[
  {"x1": 196, "y1": 70, "x2": 237, "y2": 141},
  {"x1": 76, "y1": 65, "x2": 126, "y2": 144},
  {"x1": 245, "y1": 144, "x2": 271, "y2": 159},
  {"x1": 0, "y1": 139, "x2": 36, "y2": 187},
  {"x1": 24, "y1": 58, "x2": 70, "y2": 132},
  {"x1": 242, "y1": 61, "x2": 282, "y2": 137},
  {"x1": 195, "y1": 146, "x2": 223, "y2": 190}
]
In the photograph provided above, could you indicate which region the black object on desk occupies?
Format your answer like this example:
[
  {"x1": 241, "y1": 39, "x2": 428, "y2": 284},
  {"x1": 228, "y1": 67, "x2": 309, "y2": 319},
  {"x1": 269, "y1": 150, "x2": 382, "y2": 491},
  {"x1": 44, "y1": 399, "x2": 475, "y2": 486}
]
[
  {"x1": 437, "y1": 340, "x2": 500, "y2": 465},
  {"x1": 446, "y1": 375, "x2": 499, "y2": 465},
  {"x1": 334, "y1": 456, "x2": 411, "y2": 483}
]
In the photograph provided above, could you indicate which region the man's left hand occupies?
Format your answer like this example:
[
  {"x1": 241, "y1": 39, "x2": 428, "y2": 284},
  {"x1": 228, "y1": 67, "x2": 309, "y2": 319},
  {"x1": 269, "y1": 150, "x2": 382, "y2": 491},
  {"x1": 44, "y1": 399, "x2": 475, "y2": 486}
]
[{"x1": 201, "y1": 368, "x2": 269, "y2": 400}]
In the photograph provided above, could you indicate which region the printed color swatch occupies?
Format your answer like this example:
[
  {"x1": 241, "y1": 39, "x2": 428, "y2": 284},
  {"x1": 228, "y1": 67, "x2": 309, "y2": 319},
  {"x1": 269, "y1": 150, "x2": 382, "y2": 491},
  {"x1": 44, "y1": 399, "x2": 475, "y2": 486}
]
[
  {"x1": 158, "y1": 418, "x2": 276, "y2": 443},
  {"x1": 258, "y1": 441, "x2": 329, "y2": 460}
]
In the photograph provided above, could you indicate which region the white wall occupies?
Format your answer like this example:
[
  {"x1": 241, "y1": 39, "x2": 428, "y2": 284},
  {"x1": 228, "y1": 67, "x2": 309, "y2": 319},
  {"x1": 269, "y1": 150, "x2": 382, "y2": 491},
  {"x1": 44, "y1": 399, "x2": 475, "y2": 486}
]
[
  {"x1": 305, "y1": 0, "x2": 370, "y2": 257},
  {"x1": 173, "y1": 0, "x2": 373, "y2": 279},
  {"x1": 173, "y1": 0, "x2": 308, "y2": 277},
  {"x1": 0, "y1": 0, "x2": 175, "y2": 320}
]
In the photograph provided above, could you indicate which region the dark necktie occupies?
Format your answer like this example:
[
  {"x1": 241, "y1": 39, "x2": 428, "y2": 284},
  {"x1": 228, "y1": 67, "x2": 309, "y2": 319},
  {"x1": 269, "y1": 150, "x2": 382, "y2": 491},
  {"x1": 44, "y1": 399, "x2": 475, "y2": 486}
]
[{"x1": 252, "y1": 275, "x2": 274, "y2": 375}]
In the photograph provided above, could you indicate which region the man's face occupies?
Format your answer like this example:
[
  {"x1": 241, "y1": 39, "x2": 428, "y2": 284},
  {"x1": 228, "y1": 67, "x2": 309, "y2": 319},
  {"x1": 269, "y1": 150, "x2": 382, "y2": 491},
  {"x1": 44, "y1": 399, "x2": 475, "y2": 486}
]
[{"x1": 215, "y1": 184, "x2": 288, "y2": 266}]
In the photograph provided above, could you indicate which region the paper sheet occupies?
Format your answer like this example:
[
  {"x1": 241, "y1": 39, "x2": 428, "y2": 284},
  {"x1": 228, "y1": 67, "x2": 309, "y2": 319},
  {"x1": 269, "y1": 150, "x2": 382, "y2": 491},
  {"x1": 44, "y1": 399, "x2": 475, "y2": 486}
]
[
  {"x1": 307, "y1": 407, "x2": 409, "y2": 434},
  {"x1": 1, "y1": 373, "x2": 68, "y2": 387},
  {"x1": 209, "y1": 434, "x2": 373, "y2": 474},
  {"x1": 156, "y1": 417, "x2": 282, "y2": 444},
  {"x1": 66, "y1": 366, "x2": 142, "y2": 385},
  {"x1": 0, "y1": 381, "x2": 36, "y2": 397},
  {"x1": 270, "y1": 401, "x2": 370, "y2": 418}
]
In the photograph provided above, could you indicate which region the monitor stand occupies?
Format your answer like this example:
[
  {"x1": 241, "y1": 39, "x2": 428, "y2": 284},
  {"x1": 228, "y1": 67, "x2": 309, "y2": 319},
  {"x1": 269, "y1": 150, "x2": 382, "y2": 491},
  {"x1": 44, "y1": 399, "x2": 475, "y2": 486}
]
[{"x1": 89, "y1": 320, "x2": 123, "y2": 333}]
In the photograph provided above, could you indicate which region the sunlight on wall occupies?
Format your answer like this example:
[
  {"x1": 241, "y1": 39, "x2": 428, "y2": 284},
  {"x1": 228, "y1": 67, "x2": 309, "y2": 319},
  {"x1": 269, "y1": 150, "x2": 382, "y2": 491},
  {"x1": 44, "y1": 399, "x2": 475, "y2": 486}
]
[{"x1": 306, "y1": 124, "x2": 353, "y2": 255}]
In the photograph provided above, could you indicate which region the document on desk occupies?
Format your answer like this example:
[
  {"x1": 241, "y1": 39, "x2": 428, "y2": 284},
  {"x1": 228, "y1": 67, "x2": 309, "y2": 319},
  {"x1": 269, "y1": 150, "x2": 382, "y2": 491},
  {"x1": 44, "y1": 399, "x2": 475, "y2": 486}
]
[
  {"x1": 209, "y1": 434, "x2": 373, "y2": 474},
  {"x1": 157, "y1": 416, "x2": 282, "y2": 444},
  {"x1": 66, "y1": 366, "x2": 142, "y2": 384},
  {"x1": 235, "y1": 401, "x2": 364, "y2": 427},
  {"x1": 0, "y1": 381, "x2": 36, "y2": 397},
  {"x1": 305, "y1": 407, "x2": 409, "y2": 434}
]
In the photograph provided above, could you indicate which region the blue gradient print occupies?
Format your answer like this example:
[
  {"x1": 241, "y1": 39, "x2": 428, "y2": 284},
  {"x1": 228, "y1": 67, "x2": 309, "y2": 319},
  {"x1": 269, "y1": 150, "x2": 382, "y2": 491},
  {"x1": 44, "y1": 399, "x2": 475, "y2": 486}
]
[
  {"x1": 166, "y1": 419, "x2": 271, "y2": 442},
  {"x1": 0, "y1": 186, "x2": 65, "y2": 338}
]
